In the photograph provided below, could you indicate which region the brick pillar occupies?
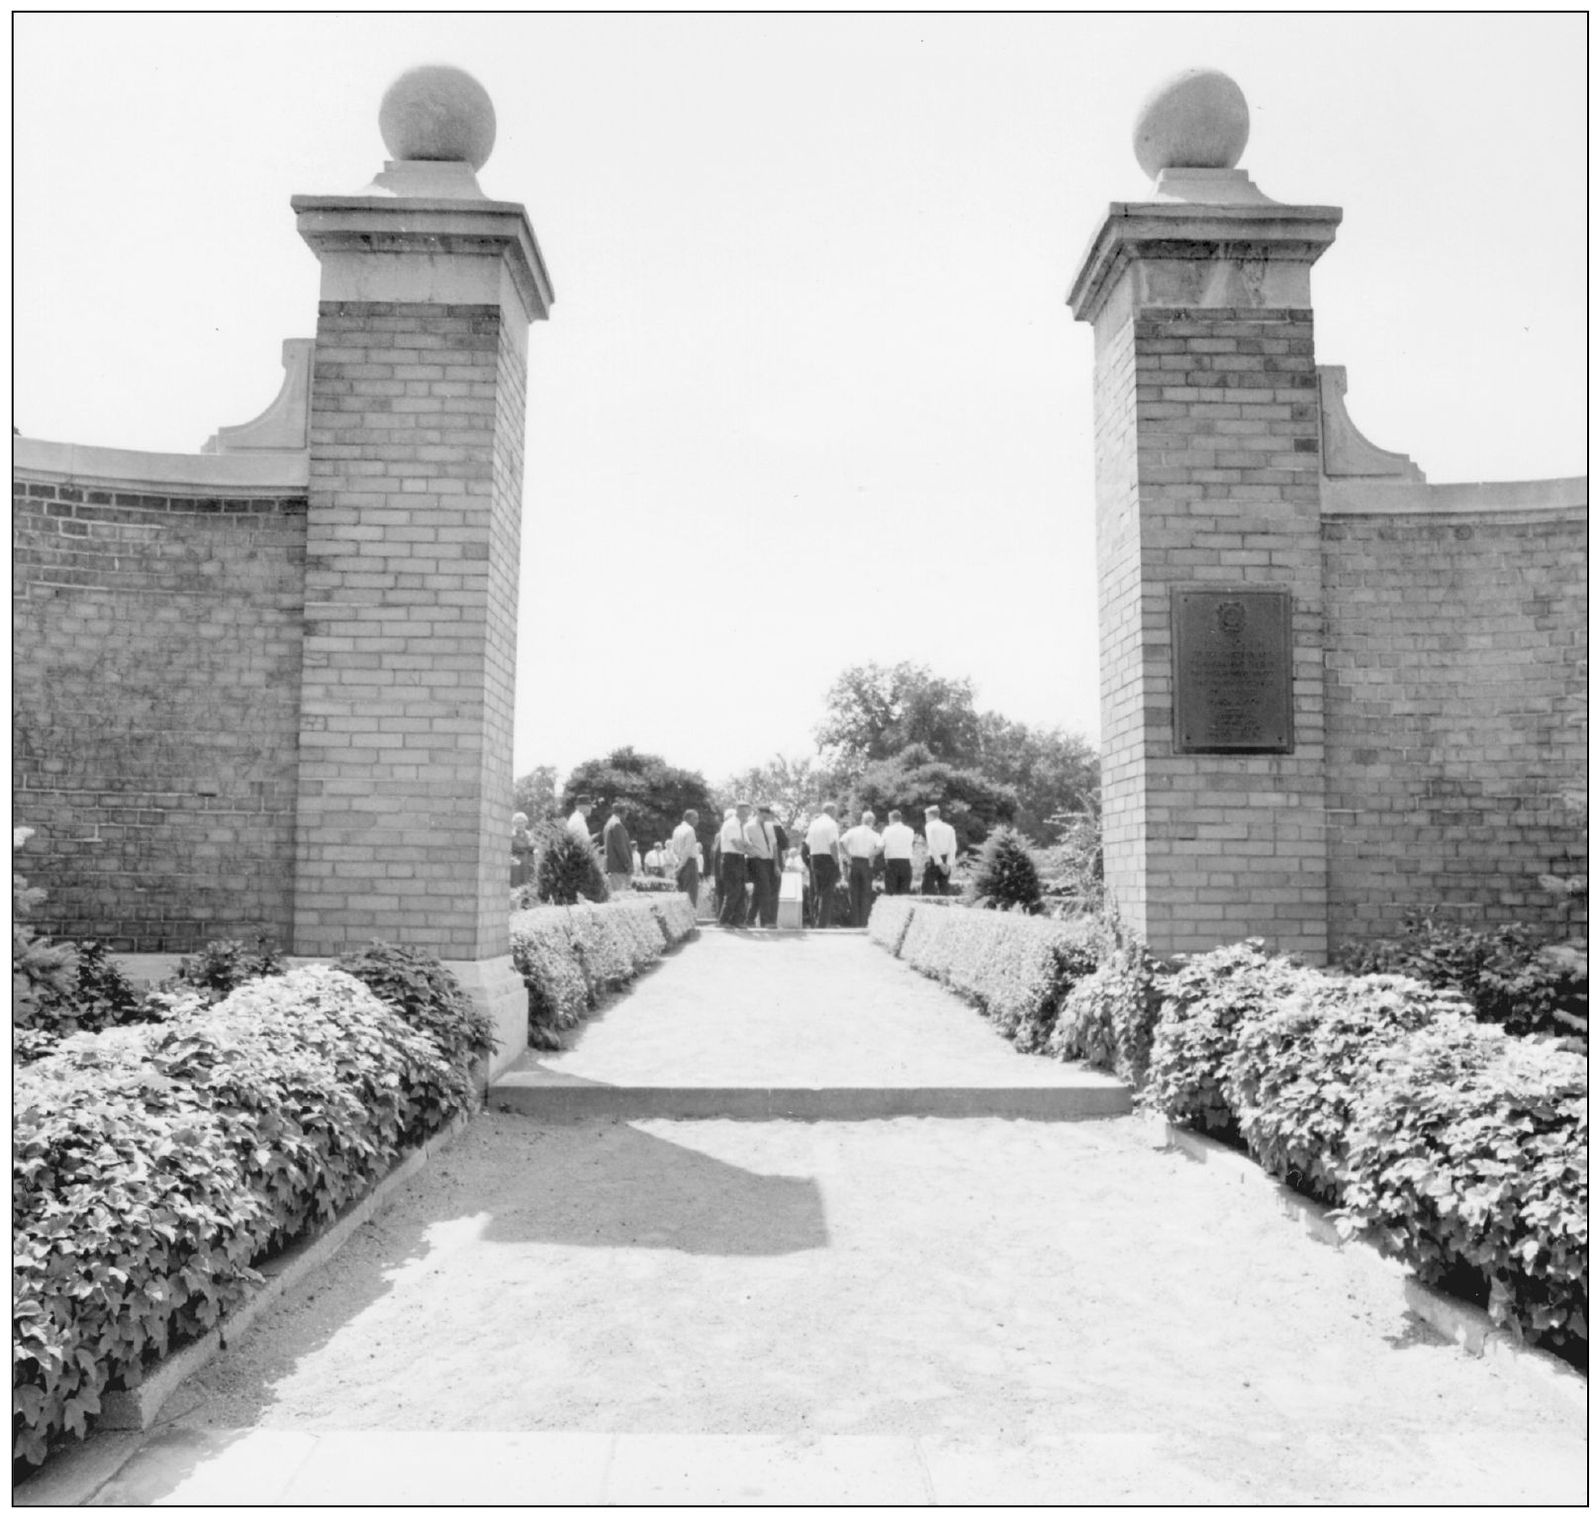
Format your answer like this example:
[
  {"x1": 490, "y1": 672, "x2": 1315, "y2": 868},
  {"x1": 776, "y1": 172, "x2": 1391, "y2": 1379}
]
[
  {"x1": 289, "y1": 133, "x2": 552, "y2": 1075},
  {"x1": 1068, "y1": 169, "x2": 1341, "y2": 961}
]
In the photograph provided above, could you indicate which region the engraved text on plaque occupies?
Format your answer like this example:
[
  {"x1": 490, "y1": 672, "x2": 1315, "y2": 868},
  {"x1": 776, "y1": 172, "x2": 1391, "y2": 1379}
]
[{"x1": 1172, "y1": 590, "x2": 1294, "y2": 753}]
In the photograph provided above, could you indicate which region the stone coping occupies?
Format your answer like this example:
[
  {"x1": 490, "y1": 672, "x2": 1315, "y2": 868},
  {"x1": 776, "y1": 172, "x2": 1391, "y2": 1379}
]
[
  {"x1": 1321, "y1": 473, "x2": 1586, "y2": 517},
  {"x1": 14, "y1": 436, "x2": 307, "y2": 495}
]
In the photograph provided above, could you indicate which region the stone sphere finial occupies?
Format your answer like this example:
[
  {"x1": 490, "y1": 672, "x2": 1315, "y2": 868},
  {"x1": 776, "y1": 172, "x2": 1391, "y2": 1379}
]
[
  {"x1": 1132, "y1": 67, "x2": 1250, "y2": 180},
  {"x1": 378, "y1": 64, "x2": 496, "y2": 171}
]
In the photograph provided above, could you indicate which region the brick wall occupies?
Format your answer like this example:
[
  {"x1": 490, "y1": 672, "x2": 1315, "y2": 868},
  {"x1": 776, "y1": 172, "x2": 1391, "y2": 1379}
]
[
  {"x1": 1322, "y1": 507, "x2": 1588, "y2": 947},
  {"x1": 12, "y1": 480, "x2": 307, "y2": 950},
  {"x1": 1096, "y1": 303, "x2": 1330, "y2": 960},
  {"x1": 293, "y1": 301, "x2": 526, "y2": 961}
]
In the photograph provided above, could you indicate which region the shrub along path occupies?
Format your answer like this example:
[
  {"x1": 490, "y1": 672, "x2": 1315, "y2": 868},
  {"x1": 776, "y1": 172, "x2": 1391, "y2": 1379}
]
[{"x1": 70, "y1": 934, "x2": 1586, "y2": 1505}]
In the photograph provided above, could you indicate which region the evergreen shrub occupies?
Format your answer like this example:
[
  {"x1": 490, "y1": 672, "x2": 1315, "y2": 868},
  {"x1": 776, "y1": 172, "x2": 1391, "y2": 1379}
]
[
  {"x1": 967, "y1": 826, "x2": 1043, "y2": 912},
  {"x1": 534, "y1": 823, "x2": 610, "y2": 905}
]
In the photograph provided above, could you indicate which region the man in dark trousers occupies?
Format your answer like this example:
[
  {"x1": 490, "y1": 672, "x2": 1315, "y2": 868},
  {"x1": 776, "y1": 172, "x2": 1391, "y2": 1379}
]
[
  {"x1": 717, "y1": 801, "x2": 751, "y2": 927},
  {"x1": 602, "y1": 802, "x2": 633, "y2": 897},
  {"x1": 744, "y1": 802, "x2": 782, "y2": 929}
]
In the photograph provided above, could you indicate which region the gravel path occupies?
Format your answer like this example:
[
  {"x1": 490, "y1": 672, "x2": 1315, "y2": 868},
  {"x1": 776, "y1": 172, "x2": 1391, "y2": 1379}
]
[{"x1": 143, "y1": 1111, "x2": 1585, "y2": 1504}]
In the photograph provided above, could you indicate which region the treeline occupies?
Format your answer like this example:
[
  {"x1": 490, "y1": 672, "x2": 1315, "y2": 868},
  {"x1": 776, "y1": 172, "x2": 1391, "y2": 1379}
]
[{"x1": 513, "y1": 660, "x2": 1100, "y2": 858}]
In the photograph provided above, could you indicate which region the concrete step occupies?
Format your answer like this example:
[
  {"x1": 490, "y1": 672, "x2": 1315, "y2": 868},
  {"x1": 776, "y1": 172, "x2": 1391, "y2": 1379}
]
[
  {"x1": 489, "y1": 1074, "x2": 1132, "y2": 1122},
  {"x1": 491, "y1": 930, "x2": 1133, "y2": 1122}
]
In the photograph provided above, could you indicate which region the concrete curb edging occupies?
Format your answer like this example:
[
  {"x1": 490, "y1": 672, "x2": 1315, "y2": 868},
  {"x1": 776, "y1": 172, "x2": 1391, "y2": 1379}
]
[
  {"x1": 15, "y1": 1111, "x2": 473, "y2": 1507},
  {"x1": 1154, "y1": 1118, "x2": 1587, "y2": 1412}
]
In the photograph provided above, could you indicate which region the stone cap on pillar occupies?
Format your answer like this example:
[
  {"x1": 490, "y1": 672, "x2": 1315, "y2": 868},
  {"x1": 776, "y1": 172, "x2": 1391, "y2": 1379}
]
[
  {"x1": 1067, "y1": 67, "x2": 1341, "y2": 326},
  {"x1": 291, "y1": 64, "x2": 553, "y2": 325}
]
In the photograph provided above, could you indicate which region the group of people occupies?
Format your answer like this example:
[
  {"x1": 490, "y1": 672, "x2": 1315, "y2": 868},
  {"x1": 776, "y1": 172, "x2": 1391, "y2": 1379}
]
[
  {"x1": 710, "y1": 800, "x2": 960, "y2": 930},
  {"x1": 533, "y1": 794, "x2": 960, "y2": 931}
]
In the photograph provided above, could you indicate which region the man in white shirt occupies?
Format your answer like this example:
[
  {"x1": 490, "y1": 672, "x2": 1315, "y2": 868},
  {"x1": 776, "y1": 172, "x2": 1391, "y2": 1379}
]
[
  {"x1": 669, "y1": 809, "x2": 701, "y2": 906},
  {"x1": 566, "y1": 796, "x2": 594, "y2": 842},
  {"x1": 923, "y1": 804, "x2": 958, "y2": 895},
  {"x1": 717, "y1": 801, "x2": 752, "y2": 927},
  {"x1": 840, "y1": 810, "x2": 883, "y2": 927},
  {"x1": 880, "y1": 809, "x2": 915, "y2": 896},
  {"x1": 742, "y1": 802, "x2": 782, "y2": 928},
  {"x1": 803, "y1": 802, "x2": 843, "y2": 928}
]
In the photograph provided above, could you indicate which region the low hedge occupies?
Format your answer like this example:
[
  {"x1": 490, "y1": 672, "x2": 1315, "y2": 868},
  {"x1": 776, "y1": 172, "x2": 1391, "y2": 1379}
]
[
  {"x1": 14, "y1": 960, "x2": 485, "y2": 1468},
  {"x1": 870, "y1": 897, "x2": 1099, "y2": 1051},
  {"x1": 510, "y1": 895, "x2": 698, "y2": 1037}
]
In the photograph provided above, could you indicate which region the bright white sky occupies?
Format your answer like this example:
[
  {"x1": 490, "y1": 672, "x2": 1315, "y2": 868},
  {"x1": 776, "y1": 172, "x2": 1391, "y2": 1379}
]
[{"x1": 13, "y1": 13, "x2": 1587, "y2": 786}]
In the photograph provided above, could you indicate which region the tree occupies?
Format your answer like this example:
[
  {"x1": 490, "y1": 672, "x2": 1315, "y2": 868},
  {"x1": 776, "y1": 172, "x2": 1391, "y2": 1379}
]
[
  {"x1": 848, "y1": 743, "x2": 1017, "y2": 852},
  {"x1": 512, "y1": 765, "x2": 561, "y2": 828},
  {"x1": 815, "y1": 662, "x2": 982, "y2": 779},
  {"x1": 714, "y1": 753, "x2": 839, "y2": 833},
  {"x1": 975, "y1": 715, "x2": 1100, "y2": 845},
  {"x1": 560, "y1": 748, "x2": 716, "y2": 859}
]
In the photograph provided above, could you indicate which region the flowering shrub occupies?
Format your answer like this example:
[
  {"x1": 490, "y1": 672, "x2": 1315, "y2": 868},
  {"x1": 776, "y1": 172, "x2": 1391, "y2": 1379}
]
[
  {"x1": 1340, "y1": 1018, "x2": 1587, "y2": 1350},
  {"x1": 13, "y1": 966, "x2": 475, "y2": 1468}
]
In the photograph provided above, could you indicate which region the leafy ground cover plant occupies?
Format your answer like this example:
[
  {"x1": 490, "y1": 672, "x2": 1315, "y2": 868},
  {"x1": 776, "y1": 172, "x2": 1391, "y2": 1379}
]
[
  {"x1": 13, "y1": 967, "x2": 478, "y2": 1468},
  {"x1": 1228, "y1": 975, "x2": 1472, "y2": 1205},
  {"x1": 335, "y1": 942, "x2": 497, "y2": 1083},
  {"x1": 1339, "y1": 1016, "x2": 1588, "y2": 1354},
  {"x1": 1047, "y1": 926, "x2": 1163, "y2": 1085},
  {"x1": 1339, "y1": 912, "x2": 1587, "y2": 1042},
  {"x1": 1140, "y1": 941, "x2": 1319, "y2": 1138}
]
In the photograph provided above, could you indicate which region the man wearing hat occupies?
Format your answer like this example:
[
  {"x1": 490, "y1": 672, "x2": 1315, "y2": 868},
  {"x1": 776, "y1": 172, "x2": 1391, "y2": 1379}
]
[
  {"x1": 743, "y1": 802, "x2": 782, "y2": 929},
  {"x1": 566, "y1": 795, "x2": 595, "y2": 842}
]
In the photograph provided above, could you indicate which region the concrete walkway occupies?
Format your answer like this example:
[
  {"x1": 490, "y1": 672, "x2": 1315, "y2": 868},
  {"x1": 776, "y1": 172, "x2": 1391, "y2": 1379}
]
[{"x1": 22, "y1": 931, "x2": 1589, "y2": 1505}]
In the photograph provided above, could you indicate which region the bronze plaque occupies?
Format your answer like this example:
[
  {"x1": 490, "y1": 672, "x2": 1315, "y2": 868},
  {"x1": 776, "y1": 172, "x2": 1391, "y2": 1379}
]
[{"x1": 1172, "y1": 590, "x2": 1294, "y2": 753}]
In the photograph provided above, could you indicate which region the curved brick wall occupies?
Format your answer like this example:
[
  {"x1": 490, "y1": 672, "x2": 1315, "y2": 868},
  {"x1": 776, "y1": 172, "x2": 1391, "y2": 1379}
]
[
  {"x1": 13, "y1": 471, "x2": 308, "y2": 952},
  {"x1": 1321, "y1": 497, "x2": 1588, "y2": 948}
]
